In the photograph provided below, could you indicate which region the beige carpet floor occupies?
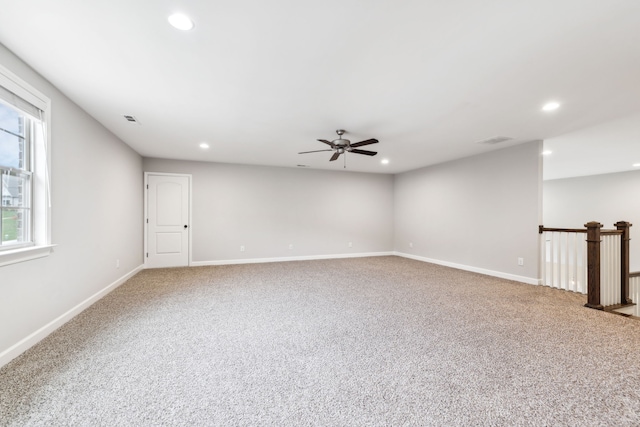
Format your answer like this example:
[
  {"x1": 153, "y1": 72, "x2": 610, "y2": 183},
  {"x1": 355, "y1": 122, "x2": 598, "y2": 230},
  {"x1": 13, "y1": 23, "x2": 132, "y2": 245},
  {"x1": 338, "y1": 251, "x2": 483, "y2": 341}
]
[{"x1": 1, "y1": 256, "x2": 640, "y2": 426}]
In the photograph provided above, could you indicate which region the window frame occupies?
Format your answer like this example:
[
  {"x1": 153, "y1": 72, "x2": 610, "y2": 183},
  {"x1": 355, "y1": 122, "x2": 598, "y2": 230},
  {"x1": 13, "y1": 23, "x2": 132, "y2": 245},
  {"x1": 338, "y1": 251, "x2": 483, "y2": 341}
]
[{"x1": 0, "y1": 64, "x2": 53, "y2": 267}]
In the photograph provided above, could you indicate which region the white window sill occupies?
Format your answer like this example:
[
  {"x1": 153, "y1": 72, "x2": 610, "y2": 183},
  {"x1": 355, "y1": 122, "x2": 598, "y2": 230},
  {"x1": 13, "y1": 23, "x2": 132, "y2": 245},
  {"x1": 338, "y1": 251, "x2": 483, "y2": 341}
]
[{"x1": 0, "y1": 244, "x2": 56, "y2": 268}]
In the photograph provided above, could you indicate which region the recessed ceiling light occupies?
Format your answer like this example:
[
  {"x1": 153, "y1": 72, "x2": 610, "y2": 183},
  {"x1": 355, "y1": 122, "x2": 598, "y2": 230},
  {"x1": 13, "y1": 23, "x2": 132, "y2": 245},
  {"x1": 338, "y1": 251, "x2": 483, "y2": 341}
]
[
  {"x1": 381, "y1": 159, "x2": 389, "y2": 165},
  {"x1": 199, "y1": 142, "x2": 209, "y2": 149},
  {"x1": 542, "y1": 150, "x2": 552, "y2": 155},
  {"x1": 542, "y1": 101, "x2": 560, "y2": 112},
  {"x1": 168, "y1": 13, "x2": 194, "y2": 31},
  {"x1": 633, "y1": 163, "x2": 640, "y2": 167}
]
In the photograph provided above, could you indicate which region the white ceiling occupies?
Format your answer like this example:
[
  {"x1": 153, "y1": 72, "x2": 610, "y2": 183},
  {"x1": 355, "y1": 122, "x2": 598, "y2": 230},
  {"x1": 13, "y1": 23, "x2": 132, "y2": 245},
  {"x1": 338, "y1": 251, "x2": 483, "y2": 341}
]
[
  {"x1": 0, "y1": 0, "x2": 639, "y2": 175},
  {"x1": 544, "y1": 111, "x2": 640, "y2": 180}
]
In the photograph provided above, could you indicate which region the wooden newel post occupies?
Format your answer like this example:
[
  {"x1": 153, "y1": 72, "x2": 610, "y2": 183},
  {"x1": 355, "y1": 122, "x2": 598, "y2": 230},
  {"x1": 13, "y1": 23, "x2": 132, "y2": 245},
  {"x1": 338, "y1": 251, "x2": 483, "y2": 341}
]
[
  {"x1": 585, "y1": 221, "x2": 603, "y2": 310},
  {"x1": 615, "y1": 221, "x2": 632, "y2": 305}
]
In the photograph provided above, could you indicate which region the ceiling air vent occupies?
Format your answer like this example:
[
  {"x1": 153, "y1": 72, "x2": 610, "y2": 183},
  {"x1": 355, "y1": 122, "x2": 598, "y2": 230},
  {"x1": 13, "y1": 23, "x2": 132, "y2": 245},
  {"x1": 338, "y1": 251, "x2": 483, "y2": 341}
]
[
  {"x1": 476, "y1": 136, "x2": 513, "y2": 145},
  {"x1": 123, "y1": 115, "x2": 140, "y2": 124}
]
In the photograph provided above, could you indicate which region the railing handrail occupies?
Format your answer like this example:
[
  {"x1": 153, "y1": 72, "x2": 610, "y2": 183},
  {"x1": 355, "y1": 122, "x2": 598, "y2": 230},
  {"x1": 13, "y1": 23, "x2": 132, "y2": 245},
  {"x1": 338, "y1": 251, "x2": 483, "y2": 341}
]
[
  {"x1": 539, "y1": 226, "x2": 622, "y2": 235},
  {"x1": 539, "y1": 226, "x2": 587, "y2": 234},
  {"x1": 630, "y1": 271, "x2": 640, "y2": 278}
]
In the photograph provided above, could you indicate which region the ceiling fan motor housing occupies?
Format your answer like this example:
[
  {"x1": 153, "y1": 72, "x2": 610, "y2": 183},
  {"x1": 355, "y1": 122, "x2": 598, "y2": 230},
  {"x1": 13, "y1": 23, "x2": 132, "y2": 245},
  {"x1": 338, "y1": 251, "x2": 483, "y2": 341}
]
[
  {"x1": 334, "y1": 129, "x2": 348, "y2": 146},
  {"x1": 334, "y1": 138, "x2": 349, "y2": 146}
]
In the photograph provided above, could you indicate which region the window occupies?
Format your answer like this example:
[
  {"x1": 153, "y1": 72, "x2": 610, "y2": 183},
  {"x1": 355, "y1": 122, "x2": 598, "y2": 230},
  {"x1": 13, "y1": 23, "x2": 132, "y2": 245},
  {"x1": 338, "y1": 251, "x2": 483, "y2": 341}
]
[
  {"x1": 0, "y1": 64, "x2": 52, "y2": 266},
  {"x1": 1, "y1": 102, "x2": 32, "y2": 248}
]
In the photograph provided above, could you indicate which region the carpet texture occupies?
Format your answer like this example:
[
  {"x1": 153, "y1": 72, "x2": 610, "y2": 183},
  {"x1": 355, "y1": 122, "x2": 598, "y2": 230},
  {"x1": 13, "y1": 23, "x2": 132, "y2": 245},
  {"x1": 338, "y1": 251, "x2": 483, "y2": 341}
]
[{"x1": 1, "y1": 256, "x2": 640, "y2": 426}]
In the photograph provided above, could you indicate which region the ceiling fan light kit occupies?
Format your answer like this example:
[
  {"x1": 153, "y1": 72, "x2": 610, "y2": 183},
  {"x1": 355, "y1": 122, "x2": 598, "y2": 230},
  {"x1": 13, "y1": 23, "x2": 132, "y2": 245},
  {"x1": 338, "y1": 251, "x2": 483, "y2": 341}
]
[{"x1": 299, "y1": 129, "x2": 379, "y2": 168}]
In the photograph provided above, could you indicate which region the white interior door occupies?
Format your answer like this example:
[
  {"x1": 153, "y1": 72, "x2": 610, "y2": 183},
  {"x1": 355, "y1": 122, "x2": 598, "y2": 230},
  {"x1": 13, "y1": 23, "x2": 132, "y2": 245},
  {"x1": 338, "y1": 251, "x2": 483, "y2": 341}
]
[{"x1": 146, "y1": 174, "x2": 190, "y2": 268}]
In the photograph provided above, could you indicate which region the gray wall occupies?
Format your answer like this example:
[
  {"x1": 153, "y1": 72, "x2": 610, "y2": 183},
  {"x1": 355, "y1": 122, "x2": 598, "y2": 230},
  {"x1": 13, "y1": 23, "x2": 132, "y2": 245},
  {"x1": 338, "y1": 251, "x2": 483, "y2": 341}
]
[
  {"x1": 143, "y1": 158, "x2": 394, "y2": 262},
  {"x1": 394, "y1": 141, "x2": 542, "y2": 281},
  {"x1": 544, "y1": 169, "x2": 640, "y2": 271},
  {"x1": 0, "y1": 44, "x2": 143, "y2": 360}
]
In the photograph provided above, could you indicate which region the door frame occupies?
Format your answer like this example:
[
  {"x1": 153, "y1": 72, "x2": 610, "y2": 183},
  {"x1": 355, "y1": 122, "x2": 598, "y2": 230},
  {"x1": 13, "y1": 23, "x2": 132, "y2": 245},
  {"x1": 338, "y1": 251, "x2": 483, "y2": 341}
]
[{"x1": 144, "y1": 172, "x2": 193, "y2": 268}]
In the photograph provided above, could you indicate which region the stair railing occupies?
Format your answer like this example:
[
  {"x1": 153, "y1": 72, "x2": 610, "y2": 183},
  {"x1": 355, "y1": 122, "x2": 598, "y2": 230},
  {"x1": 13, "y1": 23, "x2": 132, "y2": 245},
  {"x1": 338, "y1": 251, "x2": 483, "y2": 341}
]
[
  {"x1": 539, "y1": 221, "x2": 632, "y2": 310},
  {"x1": 538, "y1": 226, "x2": 587, "y2": 293}
]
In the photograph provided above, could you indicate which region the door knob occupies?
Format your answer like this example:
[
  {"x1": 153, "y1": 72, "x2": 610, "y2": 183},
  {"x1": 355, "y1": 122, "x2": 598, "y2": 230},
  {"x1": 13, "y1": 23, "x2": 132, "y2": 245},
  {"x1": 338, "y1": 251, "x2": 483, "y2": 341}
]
[{"x1": 184, "y1": 225, "x2": 188, "y2": 229}]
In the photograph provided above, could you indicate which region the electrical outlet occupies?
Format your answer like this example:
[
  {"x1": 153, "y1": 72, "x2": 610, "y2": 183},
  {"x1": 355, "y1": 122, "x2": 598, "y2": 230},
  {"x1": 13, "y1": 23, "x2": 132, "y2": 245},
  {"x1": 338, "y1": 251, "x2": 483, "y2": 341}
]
[
  {"x1": 348, "y1": 242, "x2": 353, "y2": 248},
  {"x1": 240, "y1": 245, "x2": 245, "y2": 252},
  {"x1": 518, "y1": 257, "x2": 524, "y2": 266},
  {"x1": 288, "y1": 244, "x2": 293, "y2": 250},
  {"x1": 116, "y1": 259, "x2": 120, "y2": 269},
  {"x1": 409, "y1": 242, "x2": 413, "y2": 248}
]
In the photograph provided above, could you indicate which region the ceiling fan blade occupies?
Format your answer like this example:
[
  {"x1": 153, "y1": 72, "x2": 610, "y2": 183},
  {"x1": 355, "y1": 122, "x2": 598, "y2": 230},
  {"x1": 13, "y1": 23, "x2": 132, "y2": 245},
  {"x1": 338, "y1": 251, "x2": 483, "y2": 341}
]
[
  {"x1": 350, "y1": 149, "x2": 377, "y2": 156},
  {"x1": 349, "y1": 138, "x2": 378, "y2": 148},
  {"x1": 299, "y1": 149, "x2": 334, "y2": 154},
  {"x1": 329, "y1": 152, "x2": 341, "y2": 161},
  {"x1": 318, "y1": 139, "x2": 336, "y2": 147}
]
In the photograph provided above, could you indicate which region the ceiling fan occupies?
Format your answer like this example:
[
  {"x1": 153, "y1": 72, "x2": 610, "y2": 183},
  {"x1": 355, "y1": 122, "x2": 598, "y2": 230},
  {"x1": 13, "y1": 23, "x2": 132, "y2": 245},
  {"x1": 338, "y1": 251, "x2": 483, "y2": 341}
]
[{"x1": 299, "y1": 130, "x2": 378, "y2": 166}]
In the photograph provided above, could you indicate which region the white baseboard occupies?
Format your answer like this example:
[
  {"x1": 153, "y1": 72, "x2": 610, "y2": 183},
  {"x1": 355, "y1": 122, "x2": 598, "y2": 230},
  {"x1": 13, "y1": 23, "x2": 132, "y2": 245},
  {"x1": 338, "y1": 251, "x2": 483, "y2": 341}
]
[
  {"x1": 0, "y1": 264, "x2": 144, "y2": 369},
  {"x1": 190, "y1": 251, "x2": 394, "y2": 267},
  {"x1": 394, "y1": 252, "x2": 540, "y2": 285}
]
